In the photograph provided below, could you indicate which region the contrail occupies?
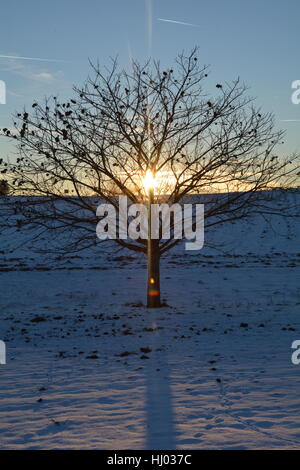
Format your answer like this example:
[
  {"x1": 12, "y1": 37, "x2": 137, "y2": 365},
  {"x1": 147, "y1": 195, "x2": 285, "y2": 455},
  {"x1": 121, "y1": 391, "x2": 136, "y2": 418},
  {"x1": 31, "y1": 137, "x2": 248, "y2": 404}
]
[
  {"x1": 158, "y1": 18, "x2": 200, "y2": 27},
  {"x1": 280, "y1": 119, "x2": 300, "y2": 122},
  {"x1": 0, "y1": 54, "x2": 65, "y2": 62}
]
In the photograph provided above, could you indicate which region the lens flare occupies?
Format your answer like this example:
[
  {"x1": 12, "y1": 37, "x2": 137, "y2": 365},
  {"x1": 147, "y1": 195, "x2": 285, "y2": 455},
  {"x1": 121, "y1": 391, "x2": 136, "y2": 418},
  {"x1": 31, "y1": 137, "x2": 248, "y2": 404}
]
[{"x1": 149, "y1": 289, "x2": 160, "y2": 297}]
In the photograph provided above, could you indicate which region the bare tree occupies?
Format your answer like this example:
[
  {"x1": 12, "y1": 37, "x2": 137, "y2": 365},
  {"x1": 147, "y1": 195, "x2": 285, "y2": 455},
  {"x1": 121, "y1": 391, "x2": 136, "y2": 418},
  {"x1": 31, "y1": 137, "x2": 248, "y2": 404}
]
[
  {"x1": 0, "y1": 49, "x2": 298, "y2": 307},
  {"x1": 0, "y1": 179, "x2": 9, "y2": 196}
]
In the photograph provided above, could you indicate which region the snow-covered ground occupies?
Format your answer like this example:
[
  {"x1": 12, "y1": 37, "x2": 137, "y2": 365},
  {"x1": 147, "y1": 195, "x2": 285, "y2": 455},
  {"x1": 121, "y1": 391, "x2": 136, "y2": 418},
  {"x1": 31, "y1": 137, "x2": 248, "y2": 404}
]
[{"x1": 0, "y1": 192, "x2": 299, "y2": 449}]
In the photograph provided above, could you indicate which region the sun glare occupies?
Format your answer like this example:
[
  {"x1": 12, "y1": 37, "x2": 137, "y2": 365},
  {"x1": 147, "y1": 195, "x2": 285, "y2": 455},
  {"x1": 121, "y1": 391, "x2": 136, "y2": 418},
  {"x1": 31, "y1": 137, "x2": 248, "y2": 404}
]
[{"x1": 143, "y1": 169, "x2": 157, "y2": 194}]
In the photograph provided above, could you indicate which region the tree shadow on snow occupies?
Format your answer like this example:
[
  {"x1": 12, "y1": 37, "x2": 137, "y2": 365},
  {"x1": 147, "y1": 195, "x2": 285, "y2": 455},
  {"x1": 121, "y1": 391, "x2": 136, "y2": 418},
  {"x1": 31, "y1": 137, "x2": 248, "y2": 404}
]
[{"x1": 144, "y1": 318, "x2": 176, "y2": 449}]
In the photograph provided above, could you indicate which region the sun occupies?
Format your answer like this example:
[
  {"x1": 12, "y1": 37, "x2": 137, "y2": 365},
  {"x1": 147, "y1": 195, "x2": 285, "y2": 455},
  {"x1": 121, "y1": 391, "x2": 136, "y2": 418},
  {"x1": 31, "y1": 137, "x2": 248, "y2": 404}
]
[{"x1": 142, "y1": 169, "x2": 157, "y2": 194}]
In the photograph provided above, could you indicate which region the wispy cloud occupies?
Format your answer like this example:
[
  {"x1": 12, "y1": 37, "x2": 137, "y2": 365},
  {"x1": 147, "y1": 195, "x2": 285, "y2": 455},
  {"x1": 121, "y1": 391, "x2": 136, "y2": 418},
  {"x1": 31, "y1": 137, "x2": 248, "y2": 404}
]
[
  {"x1": 158, "y1": 18, "x2": 200, "y2": 27},
  {"x1": 31, "y1": 72, "x2": 56, "y2": 82},
  {"x1": 0, "y1": 54, "x2": 66, "y2": 62},
  {"x1": 0, "y1": 58, "x2": 63, "y2": 83}
]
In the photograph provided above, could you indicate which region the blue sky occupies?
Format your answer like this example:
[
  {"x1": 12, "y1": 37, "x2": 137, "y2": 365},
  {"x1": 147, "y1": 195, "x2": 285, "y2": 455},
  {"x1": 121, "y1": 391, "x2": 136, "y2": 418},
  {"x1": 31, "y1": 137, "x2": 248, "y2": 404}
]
[{"x1": 0, "y1": 0, "x2": 299, "y2": 156}]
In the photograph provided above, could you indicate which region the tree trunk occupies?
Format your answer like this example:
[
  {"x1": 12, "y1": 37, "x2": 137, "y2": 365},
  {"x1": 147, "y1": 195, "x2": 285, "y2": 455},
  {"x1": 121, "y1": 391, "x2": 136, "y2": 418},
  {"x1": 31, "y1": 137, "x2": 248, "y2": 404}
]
[
  {"x1": 147, "y1": 238, "x2": 161, "y2": 308},
  {"x1": 147, "y1": 186, "x2": 161, "y2": 308}
]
